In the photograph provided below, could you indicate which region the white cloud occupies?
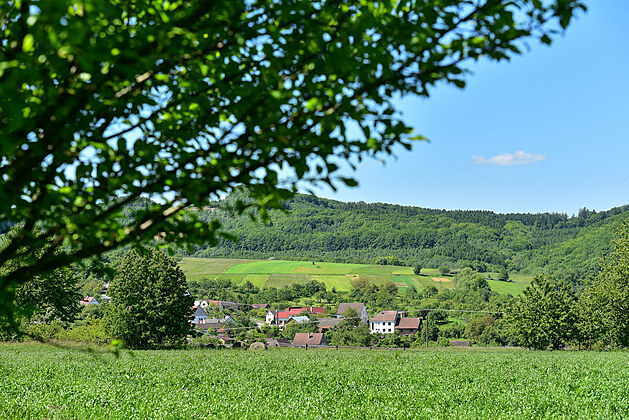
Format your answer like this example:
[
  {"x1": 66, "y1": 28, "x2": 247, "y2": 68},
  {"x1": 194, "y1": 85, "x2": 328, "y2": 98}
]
[{"x1": 472, "y1": 150, "x2": 546, "y2": 166}]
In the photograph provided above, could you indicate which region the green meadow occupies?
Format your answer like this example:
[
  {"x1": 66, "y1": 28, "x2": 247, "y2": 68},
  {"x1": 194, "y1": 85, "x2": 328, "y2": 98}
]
[
  {"x1": 2, "y1": 343, "x2": 628, "y2": 419},
  {"x1": 179, "y1": 258, "x2": 529, "y2": 295}
]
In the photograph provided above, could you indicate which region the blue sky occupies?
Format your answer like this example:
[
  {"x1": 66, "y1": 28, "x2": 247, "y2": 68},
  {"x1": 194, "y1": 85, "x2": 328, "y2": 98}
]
[{"x1": 313, "y1": 2, "x2": 629, "y2": 215}]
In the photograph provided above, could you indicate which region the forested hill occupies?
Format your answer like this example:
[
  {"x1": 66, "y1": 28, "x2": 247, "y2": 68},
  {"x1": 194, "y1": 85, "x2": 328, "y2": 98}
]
[{"x1": 182, "y1": 194, "x2": 629, "y2": 283}]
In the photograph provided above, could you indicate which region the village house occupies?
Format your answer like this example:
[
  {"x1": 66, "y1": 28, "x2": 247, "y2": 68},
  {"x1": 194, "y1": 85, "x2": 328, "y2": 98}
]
[
  {"x1": 265, "y1": 310, "x2": 279, "y2": 325},
  {"x1": 265, "y1": 307, "x2": 325, "y2": 330},
  {"x1": 100, "y1": 282, "x2": 111, "y2": 303},
  {"x1": 265, "y1": 310, "x2": 291, "y2": 329},
  {"x1": 198, "y1": 299, "x2": 239, "y2": 311},
  {"x1": 315, "y1": 317, "x2": 344, "y2": 332},
  {"x1": 80, "y1": 297, "x2": 99, "y2": 306},
  {"x1": 369, "y1": 311, "x2": 421, "y2": 335},
  {"x1": 192, "y1": 306, "x2": 208, "y2": 324},
  {"x1": 285, "y1": 306, "x2": 325, "y2": 316},
  {"x1": 292, "y1": 332, "x2": 327, "y2": 347},
  {"x1": 284, "y1": 316, "x2": 310, "y2": 328},
  {"x1": 264, "y1": 338, "x2": 291, "y2": 348},
  {"x1": 191, "y1": 308, "x2": 237, "y2": 336},
  {"x1": 336, "y1": 303, "x2": 368, "y2": 324},
  {"x1": 395, "y1": 317, "x2": 422, "y2": 335},
  {"x1": 369, "y1": 311, "x2": 399, "y2": 334},
  {"x1": 203, "y1": 315, "x2": 235, "y2": 324}
]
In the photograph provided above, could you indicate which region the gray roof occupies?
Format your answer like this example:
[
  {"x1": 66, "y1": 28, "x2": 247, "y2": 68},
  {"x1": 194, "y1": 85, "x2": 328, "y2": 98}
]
[
  {"x1": 288, "y1": 315, "x2": 309, "y2": 324},
  {"x1": 337, "y1": 303, "x2": 365, "y2": 316},
  {"x1": 264, "y1": 338, "x2": 280, "y2": 347},
  {"x1": 316, "y1": 318, "x2": 343, "y2": 327},
  {"x1": 193, "y1": 307, "x2": 207, "y2": 317}
]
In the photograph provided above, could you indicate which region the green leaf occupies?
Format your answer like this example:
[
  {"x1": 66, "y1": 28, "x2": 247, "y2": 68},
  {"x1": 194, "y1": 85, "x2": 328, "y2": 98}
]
[
  {"x1": 22, "y1": 34, "x2": 34, "y2": 52},
  {"x1": 339, "y1": 177, "x2": 359, "y2": 187}
]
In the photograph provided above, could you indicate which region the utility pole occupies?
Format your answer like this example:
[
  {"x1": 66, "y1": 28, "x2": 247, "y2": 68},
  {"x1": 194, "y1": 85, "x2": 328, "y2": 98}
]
[{"x1": 425, "y1": 309, "x2": 429, "y2": 349}]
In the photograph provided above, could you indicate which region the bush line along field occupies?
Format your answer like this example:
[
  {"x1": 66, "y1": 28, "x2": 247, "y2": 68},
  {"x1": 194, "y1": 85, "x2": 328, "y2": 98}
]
[
  {"x1": 2, "y1": 344, "x2": 629, "y2": 419},
  {"x1": 179, "y1": 257, "x2": 531, "y2": 295}
]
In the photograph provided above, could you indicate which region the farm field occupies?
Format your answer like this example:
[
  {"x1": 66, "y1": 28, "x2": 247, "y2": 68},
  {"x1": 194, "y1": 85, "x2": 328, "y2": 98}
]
[
  {"x1": 484, "y1": 272, "x2": 533, "y2": 296},
  {"x1": 178, "y1": 258, "x2": 253, "y2": 280},
  {"x1": 2, "y1": 343, "x2": 629, "y2": 419},
  {"x1": 179, "y1": 257, "x2": 529, "y2": 295}
]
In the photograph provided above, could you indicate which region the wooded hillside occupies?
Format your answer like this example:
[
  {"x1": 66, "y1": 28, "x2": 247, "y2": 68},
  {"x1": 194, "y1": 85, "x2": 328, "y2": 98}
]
[{"x1": 176, "y1": 194, "x2": 629, "y2": 284}]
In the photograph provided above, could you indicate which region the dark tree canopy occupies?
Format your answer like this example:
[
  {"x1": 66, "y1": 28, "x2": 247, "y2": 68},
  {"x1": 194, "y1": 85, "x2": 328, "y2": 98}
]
[
  {"x1": 0, "y1": 0, "x2": 585, "y2": 315},
  {"x1": 0, "y1": 265, "x2": 80, "y2": 339}
]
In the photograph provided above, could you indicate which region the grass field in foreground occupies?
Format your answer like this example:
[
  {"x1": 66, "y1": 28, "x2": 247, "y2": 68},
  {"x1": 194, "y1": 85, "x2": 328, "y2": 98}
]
[
  {"x1": 179, "y1": 257, "x2": 530, "y2": 295},
  {"x1": 2, "y1": 344, "x2": 628, "y2": 419}
]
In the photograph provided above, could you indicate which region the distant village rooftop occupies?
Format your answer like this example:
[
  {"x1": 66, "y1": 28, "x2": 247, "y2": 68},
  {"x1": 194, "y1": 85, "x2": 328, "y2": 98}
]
[{"x1": 370, "y1": 311, "x2": 398, "y2": 323}]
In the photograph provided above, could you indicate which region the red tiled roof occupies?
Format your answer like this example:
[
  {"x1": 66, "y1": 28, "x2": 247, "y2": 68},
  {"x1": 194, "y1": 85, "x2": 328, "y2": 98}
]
[
  {"x1": 292, "y1": 333, "x2": 326, "y2": 346},
  {"x1": 285, "y1": 307, "x2": 326, "y2": 315},
  {"x1": 395, "y1": 318, "x2": 421, "y2": 330},
  {"x1": 80, "y1": 297, "x2": 97, "y2": 305},
  {"x1": 370, "y1": 311, "x2": 398, "y2": 323},
  {"x1": 277, "y1": 312, "x2": 291, "y2": 320}
]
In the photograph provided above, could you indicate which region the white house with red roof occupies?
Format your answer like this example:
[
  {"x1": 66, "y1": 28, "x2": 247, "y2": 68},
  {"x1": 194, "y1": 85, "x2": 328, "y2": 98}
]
[
  {"x1": 369, "y1": 311, "x2": 399, "y2": 334},
  {"x1": 369, "y1": 311, "x2": 422, "y2": 335},
  {"x1": 265, "y1": 307, "x2": 325, "y2": 330}
]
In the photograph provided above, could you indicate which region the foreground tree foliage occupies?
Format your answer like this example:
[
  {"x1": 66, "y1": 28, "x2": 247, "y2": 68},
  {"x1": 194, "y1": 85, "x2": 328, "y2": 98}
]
[
  {"x1": 505, "y1": 275, "x2": 578, "y2": 350},
  {"x1": 578, "y1": 223, "x2": 629, "y2": 348},
  {"x1": 0, "y1": 266, "x2": 80, "y2": 340},
  {"x1": 0, "y1": 0, "x2": 585, "y2": 317},
  {"x1": 105, "y1": 248, "x2": 193, "y2": 348}
]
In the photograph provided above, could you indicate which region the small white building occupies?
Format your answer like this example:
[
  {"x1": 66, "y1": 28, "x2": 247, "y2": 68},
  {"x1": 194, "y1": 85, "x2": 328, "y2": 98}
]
[
  {"x1": 266, "y1": 310, "x2": 279, "y2": 325},
  {"x1": 369, "y1": 311, "x2": 399, "y2": 334}
]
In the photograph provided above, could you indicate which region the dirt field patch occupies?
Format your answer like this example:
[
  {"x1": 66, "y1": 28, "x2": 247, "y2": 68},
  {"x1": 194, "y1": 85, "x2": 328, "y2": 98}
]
[{"x1": 431, "y1": 277, "x2": 453, "y2": 283}]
